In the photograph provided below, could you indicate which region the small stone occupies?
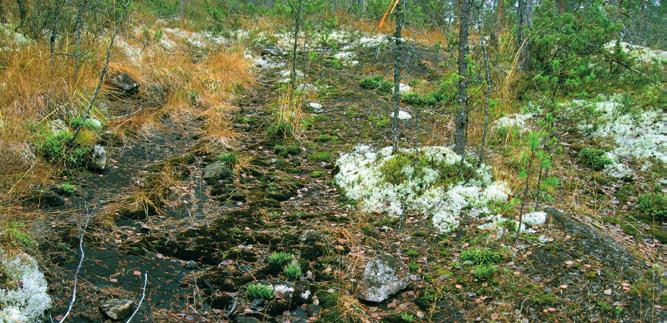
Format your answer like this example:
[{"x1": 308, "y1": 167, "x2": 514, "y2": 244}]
[
  {"x1": 100, "y1": 299, "x2": 134, "y2": 320},
  {"x1": 356, "y1": 254, "x2": 409, "y2": 303},
  {"x1": 89, "y1": 145, "x2": 107, "y2": 170}
]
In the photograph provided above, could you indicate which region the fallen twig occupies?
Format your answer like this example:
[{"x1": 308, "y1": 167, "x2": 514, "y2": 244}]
[
  {"x1": 126, "y1": 272, "x2": 148, "y2": 323},
  {"x1": 58, "y1": 202, "x2": 92, "y2": 323}
]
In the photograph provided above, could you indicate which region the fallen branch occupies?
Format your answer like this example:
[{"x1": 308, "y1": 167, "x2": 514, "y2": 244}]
[
  {"x1": 126, "y1": 272, "x2": 148, "y2": 323},
  {"x1": 58, "y1": 202, "x2": 93, "y2": 323}
]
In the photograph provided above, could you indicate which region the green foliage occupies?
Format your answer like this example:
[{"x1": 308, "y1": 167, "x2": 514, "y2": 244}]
[
  {"x1": 274, "y1": 144, "x2": 300, "y2": 157},
  {"x1": 577, "y1": 147, "x2": 612, "y2": 171},
  {"x1": 37, "y1": 132, "x2": 92, "y2": 169},
  {"x1": 267, "y1": 121, "x2": 294, "y2": 140},
  {"x1": 59, "y1": 182, "x2": 77, "y2": 195},
  {"x1": 0, "y1": 222, "x2": 35, "y2": 249},
  {"x1": 360, "y1": 75, "x2": 392, "y2": 93},
  {"x1": 246, "y1": 283, "x2": 275, "y2": 300},
  {"x1": 309, "y1": 151, "x2": 331, "y2": 162},
  {"x1": 404, "y1": 249, "x2": 419, "y2": 258},
  {"x1": 267, "y1": 252, "x2": 294, "y2": 266},
  {"x1": 472, "y1": 263, "x2": 497, "y2": 280},
  {"x1": 217, "y1": 152, "x2": 239, "y2": 165},
  {"x1": 460, "y1": 248, "x2": 503, "y2": 265},
  {"x1": 636, "y1": 192, "x2": 666, "y2": 221},
  {"x1": 283, "y1": 262, "x2": 302, "y2": 280},
  {"x1": 529, "y1": 0, "x2": 623, "y2": 95},
  {"x1": 316, "y1": 289, "x2": 339, "y2": 308},
  {"x1": 310, "y1": 170, "x2": 323, "y2": 178}
]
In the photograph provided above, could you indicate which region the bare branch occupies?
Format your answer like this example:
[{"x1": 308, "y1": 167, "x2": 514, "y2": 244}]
[
  {"x1": 58, "y1": 202, "x2": 93, "y2": 323},
  {"x1": 126, "y1": 272, "x2": 148, "y2": 323}
]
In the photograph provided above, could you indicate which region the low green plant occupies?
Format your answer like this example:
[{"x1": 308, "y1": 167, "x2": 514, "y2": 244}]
[
  {"x1": 267, "y1": 252, "x2": 293, "y2": 266},
  {"x1": 0, "y1": 222, "x2": 35, "y2": 249},
  {"x1": 217, "y1": 152, "x2": 239, "y2": 165},
  {"x1": 246, "y1": 283, "x2": 275, "y2": 300},
  {"x1": 636, "y1": 192, "x2": 666, "y2": 221},
  {"x1": 460, "y1": 248, "x2": 503, "y2": 265},
  {"x1": 274, "y1": 144, "x2": 300, "y2": 157},
  {"x1": 310, "y1": 170, "x2": 323, "y2": 178},
  {"x1": 283, "y1": 262, "x2": 302, "y2": 280},
  {"x1": 472, "y1": 263, "x2": 497, "y2": 280},
  {"x1": 405, "y1": 249, "x2": 419, "y2": 258},
  {"x1": 309, "y1": 151, "x2": 331, "y2": 162},
  {"x1": 267, "y1": 121, "x2": 294, "y2": 139},
  {"x1": 360, "y1": 75, "x2": 392, "y2": 93},
  {"x1": 577, "y1": 147, "x2": 612, "y2": 171},
  {"x1": 59, "y1": 182, "x2": 77, "y2": 195},
  {"x1": 37, "y1": 132, "x2": 92, "y2": 169}
]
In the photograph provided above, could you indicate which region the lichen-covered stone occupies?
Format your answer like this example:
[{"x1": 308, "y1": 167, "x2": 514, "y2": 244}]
[
  {"x1": 100, "y1": 298, "x2": 134, "y2": 320},
  {"x1": 357, "y1": 254, "x2": 409, "y2": 303}
]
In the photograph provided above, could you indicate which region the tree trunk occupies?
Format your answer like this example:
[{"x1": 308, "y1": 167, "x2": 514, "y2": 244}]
[
  {"x1": 288, "y1": 0, "x2": 304, "y2": 111},
  {"x1": 453, "y1": 0, "x2": 470, "y2": 155},
  {"x1": 16, "y1": 0, "x2": 27, "y2": 29},
  {"x1": 391, "y1": 0, "x2": 403, "y2": 154}
]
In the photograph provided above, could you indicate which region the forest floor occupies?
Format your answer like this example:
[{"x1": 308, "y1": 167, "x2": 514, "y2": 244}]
[{"x1": 20, "y1": 29, "x2": 664, "y2": 322}]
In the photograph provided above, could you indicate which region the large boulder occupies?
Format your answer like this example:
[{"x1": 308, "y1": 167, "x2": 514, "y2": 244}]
[
  {"x1": 107, "y1": 72, "x2": 139, "y2": 96},
  {"x1": 356, "y1": 254, "x2": 409, "y2": 303},
  {"x1": 100, "y1": 299, "x2": 134, "y2": 320}
]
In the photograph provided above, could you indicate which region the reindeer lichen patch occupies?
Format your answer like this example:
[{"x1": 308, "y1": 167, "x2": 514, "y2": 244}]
[
  {"x1": 0, "y1": 253, "x2": 51, "y2": 322},
  {"x1": 335, "y1": 145, "x2": 511, "y2": 233}
]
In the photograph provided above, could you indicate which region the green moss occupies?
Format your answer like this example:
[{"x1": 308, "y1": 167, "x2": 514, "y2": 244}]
[
  {"x1": 309, "y1": 151, "x2": 332, "y2": 162},
  {"x1": 310, "y1": 170, "x2": 323, "y2": 178},
  {"x1": 315, "y1": 134, "x2": 337, "y2": 142},
  {"x1": 577, "y1": 147, "x2": 612, "y2": 171},
  {"x1": 408, "y1": 260, "x2": 420, "y2": 272},
  {"x1": 472, "y1": 263, "x2": 497, "y2": 280},
  {"x1": 246, "y1": 283, "x2": 274, "y2": 300},
  {"x1": 531, "y1": 292, "x2": 559, "y2": 306},
  {"x1": 372, "y1": 116, "x2": 390, "y2": 128},
  {"x1": 316, "y1": 290, "x2": 339, "y2": 308},
  {"x1": 274, "y1": 144, "x2": 300, "y2": 157},
  {"x1": 404, "y1": 249, "x2": 419, "y2": 258},
  {"x1": 460, "y1": 248, "x2": 503, "y2": 265},
  {"x1": 381, "y1": 312, "x2": 416, "y2": 323},
  {"x1": 267, "y1": 252, "x2": 293, "y2": 266}
]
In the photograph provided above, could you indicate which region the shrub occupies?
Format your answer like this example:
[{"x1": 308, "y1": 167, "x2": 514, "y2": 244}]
[
  {"x1": 283, "y1": 262, "x2": 302, "y2": 280},
  {"x1": 577, "y1": 147, "x2": 612, "y2": 171},
  {"x1": 267, "y1": 252, "x2": 293, "y2": 266},
  {"x1": 246, "y1": 283, "x2": 274, "y2": 300}
]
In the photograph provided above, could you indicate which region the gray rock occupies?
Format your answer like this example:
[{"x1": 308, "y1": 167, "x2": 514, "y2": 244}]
[
  {"x1": 357, "y1": 254, "x2": 409, "y2": 303},
  {"x1": 108, "y1": 72, "x2": 139, "y2": 96},
  {"x1": 49, "y1": 119, "x2": 69, "y2": 135},
  {"x1": 203, "y1": 162, "x2": 232, "y2": 181},
  {"x1": 100, "y1": 298, "x2": 134, "y2": 320},
  {"x1": 261, "y1": 46, "x2": 285, "y2": 56},
  {"x1": 89, "y1": 145, "x2": 107, "y2": 170}
]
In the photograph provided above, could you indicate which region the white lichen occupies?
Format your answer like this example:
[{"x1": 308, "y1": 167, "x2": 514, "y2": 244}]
[
  {"x1": 493, "y1": 113, "x2": 533, "y2": 131},
  {"x1": 0, "y1": 253, "x2": 51, "y2": 322},
  {"x1": 335, "y1": 145, "x2": 511, "y2": 233},
  {"x1": 604, "y1": 41, "x2": 667, "y2": 64},
  {"x1": 572, "y1": 96, "x2": 666, "y2": 177}
]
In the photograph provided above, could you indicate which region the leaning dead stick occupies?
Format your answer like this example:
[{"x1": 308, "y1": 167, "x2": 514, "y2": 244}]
[
  {"x1": 126, "y1": 272, "x2": 148, "y2": 323},
  {"x1": 57, "y1": 201, "x2": 93, "y2": 323}
]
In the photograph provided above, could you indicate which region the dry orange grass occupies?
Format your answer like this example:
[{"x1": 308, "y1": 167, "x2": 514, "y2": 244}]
[
  {"x1": 338, "y1": 15, "x2": 448, "y2": 47},
  {"x1": 0, "y1": 43, "x2": 102, "y2": 201}
]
